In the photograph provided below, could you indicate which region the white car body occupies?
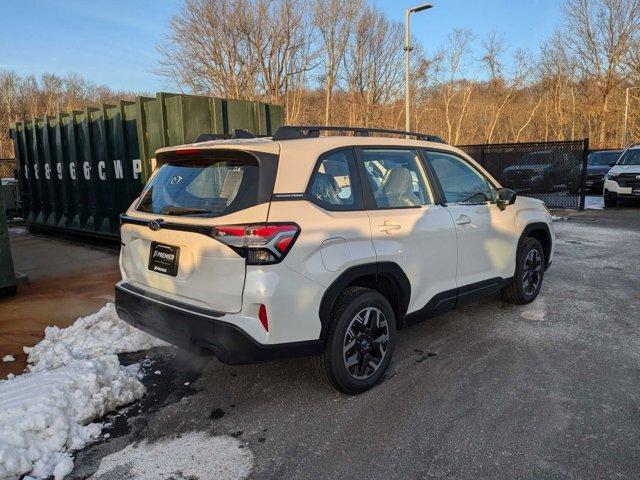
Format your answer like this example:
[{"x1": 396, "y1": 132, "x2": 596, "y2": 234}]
[
  {"x1": 115, "y1": 129, "x2": 554, "y2": 389},
  {"x1": 604, "y1": 145, "x2": 640, "y2": 203}
]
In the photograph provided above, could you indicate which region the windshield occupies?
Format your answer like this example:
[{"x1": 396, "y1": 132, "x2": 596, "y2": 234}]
[
  {"x1": 520, "y1": 151, "x2": 553, "y2": 165},
  {"x1": 136, "y1": 157, "x2": 259, "y2": 217},
  {"x1": 588, "y1": 151, "x2": 621, "y2": 166},
  {"x1": 617, "y1": 149, "x2": 640, "y2": 166}
]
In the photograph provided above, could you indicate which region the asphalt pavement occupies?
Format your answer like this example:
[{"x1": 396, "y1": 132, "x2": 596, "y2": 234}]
[{"x1": 70, "y1": 203, "x2": 640, "y2": 480}]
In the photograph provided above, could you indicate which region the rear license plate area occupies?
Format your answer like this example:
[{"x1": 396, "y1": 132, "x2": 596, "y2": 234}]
[{"x1": 148, "y1": 242, "x2": 180, "y2": 276}]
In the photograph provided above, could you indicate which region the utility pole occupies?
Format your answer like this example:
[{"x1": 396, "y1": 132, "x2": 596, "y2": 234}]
[
  {"x1": 622, "y1": 86, "x2": 639, "y2": 148},
  {"x1": 404, "y1": 4, "x2": 432, "y2": 134}
]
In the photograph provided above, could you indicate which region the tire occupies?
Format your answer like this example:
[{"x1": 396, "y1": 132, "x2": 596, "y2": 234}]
[
  {"x1": 313, "y1": 287, "x2": 396, "y2": 394},
  {"x1": 544, "y1": 176, "x2": 555, "y2": 193},
  {"x1": 501, "y1": 237, "x2": 546, "y2": 305},
  {"x1": 604, "y1": 196, "x2": 617, "y2": 208}
]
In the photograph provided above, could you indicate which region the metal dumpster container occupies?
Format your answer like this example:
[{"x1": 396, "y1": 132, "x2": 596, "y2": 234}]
[
  {"x1": 0, "y1": 187, "x2": 17, "y2": 297},
  {"x1": 9, "y1": 93, "x2": 284, "y2": 239}
]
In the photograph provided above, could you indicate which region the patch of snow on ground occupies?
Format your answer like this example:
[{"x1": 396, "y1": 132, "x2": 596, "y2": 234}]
[
  {"x1": 0, "y1": 303, "x2": 168, "y2": 480},
  {"x1": 91, "y1": 431, "x2": 253, "y2": 480},
  {"x1": 2, "y1": 355, "x2": 15, "y2": 363},
  {"x1": 25, "y1": 303, "x2": 167, "y2": 373},
  {"x1": 0, "y1": 357, "x2": 144, "y2": 480},
  {"x1": 584, "y1": 195, "x2": 604, "y2": 210}
]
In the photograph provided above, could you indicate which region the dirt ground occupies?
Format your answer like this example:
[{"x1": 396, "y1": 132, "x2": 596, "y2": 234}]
[{"x1": 0, "y1": 227, "x2": 119, "y2": 377}]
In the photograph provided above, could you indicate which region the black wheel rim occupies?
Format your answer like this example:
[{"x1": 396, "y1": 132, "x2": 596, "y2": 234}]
[
  {"x1": 522, "y1": 248, "x2": 542, "y2": 296},
  {"x1": 343, "y1": 307, "x2": 389, "y2": 380}
]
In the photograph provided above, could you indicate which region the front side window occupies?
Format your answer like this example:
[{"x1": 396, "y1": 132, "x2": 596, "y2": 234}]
[
  {"x1": 309, "y1": 150, "x2": 355, "y2": 207},
  {"x1": 424, "y1": 151, "x2": 495, "y2": 204},
  {"x1": 137, "y1": 157, "x2": 259, "y2": 217},
  {"x1": 360, "y1": 149, "x2": 433, "y2": 208}
]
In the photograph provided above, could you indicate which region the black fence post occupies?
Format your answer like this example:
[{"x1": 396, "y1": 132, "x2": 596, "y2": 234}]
[{"x1": 579, "y1": 138, "x2": 589, "y2": 211}]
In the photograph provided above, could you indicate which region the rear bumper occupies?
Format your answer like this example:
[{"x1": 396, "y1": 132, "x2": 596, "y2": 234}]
[{"x1": 115, "y1": 282, "x2": 322, "y2": 364}]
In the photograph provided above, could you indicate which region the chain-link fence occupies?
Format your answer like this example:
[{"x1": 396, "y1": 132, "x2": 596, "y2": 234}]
[
  {"x1": 457, "y1": 139, "x2": 589, "y2": 210},
  {"x1": 0, "y1": 159, "x2": 16, "y2": 179}
]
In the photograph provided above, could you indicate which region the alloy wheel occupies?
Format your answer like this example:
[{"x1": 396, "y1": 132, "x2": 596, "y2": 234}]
[
  {"x1": 522, "y1": 248, "x2": 542, "y2": 296},
  {"x1": 342, "y1": 307, "x2": 390, "y2": 380}
]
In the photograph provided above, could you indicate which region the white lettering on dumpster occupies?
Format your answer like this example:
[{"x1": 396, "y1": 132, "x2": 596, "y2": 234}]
[
  {"x1": 33, "y1": 163, "x2": 39, "y2": 180},
  {"x1": 132, "y1": 159, "x2": 142, "y2": 180},
  {"x1": 113, "y1": 159, "x2": 123, "y2": 179},
  {"x1": 24, "y1": 164, "x2": 29, "y2": 179},
  {"x1": 56, "y1": 163, "x2": 63, "y2": 179},
  {"x1": 98, "y1": 161, "x2": 106, "y2": 180},
  {"x1": 44, "y1": 163, "x2": 50, "y2": 180},
  {"x1": 83, "y1": 162, "x2": 91, "y2": 180},
  {"x1": 70, "y1": 162, "x2": 76, "y2": 180}
]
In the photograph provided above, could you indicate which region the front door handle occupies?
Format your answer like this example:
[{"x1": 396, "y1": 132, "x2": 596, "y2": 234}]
[
  {"x1": 378, "y1": 221, "x2": 402, "y2": 234},
  {"x1": 455, "y1": 214, "x2": 472, "y2": 226}
]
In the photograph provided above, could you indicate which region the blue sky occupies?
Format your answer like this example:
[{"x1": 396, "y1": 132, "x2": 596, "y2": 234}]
[{"x1": 0, "y1": 0, "x2": 562, "y2": 93}]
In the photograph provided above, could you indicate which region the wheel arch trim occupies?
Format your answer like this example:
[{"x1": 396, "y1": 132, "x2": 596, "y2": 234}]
[
  {"x1": 520, "y1": 222, "x2": 552, "y2": 269},
  {"x1": 318, "y1": 262, "x2": 411, "y2": 341}
]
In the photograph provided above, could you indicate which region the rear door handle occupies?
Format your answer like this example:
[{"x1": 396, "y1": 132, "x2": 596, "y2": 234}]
[
  {"x1": 378, "y1": 221, "x2": 402, "y2": 234},
  {"x1": 455, "y1": 214, "x2": 472, "y2": 226}
]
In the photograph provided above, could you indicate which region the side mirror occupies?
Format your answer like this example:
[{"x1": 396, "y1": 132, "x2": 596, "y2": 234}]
[{"x1": 496, "y1": 188, "x2": 517, "y2": 210}]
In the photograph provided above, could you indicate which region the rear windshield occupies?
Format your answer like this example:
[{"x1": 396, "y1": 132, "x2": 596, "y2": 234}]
[
  {"x1": 618, "y1": 149, "x2": 640, "y2": 166},
  {"x1": 136, "y1": 157, "x2": 259, "y2": 217},
  {"x1": 588, "y1": 151, "x2": 621, "y2": 165}
]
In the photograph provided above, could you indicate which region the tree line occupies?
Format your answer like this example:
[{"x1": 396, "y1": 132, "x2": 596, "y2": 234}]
[
  {"x1": 0, "y1": 71, "x2": 138, "y2": 159},
  {"x1": 1, "y1": 0, "x2": 639, "y2": 161}
]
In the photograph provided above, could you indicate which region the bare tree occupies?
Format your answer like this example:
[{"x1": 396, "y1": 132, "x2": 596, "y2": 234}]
[
  {"x1": 435, "y1": 29, "x2": 475, "y2": 144},
  {"x1": 342, "y1": 5, "x2": 404, "y2": 126},
  {"x1": 563, "y1": 0, "x2": 640, "y2": 145},
  {"x1": 481, "y1": 33, "x2": 533, "y2": 143},
  {"x1": 158, "y1": 0, "x2": 314, "y2": 103},
  {"x1": 313, "y1": 0, "x2": 361, "y2": 124}
]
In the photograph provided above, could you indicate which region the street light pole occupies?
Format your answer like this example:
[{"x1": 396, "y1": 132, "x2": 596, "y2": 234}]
[{"x1": 404, "y1": 3, "x2": 432, "y2": 134}]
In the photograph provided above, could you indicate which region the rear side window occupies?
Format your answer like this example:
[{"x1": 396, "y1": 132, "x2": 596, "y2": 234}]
[
  {"x1": 136, "y1": 157, "x2": 259, "y2": 217},
  {"x1": 360, "y1": 149, "x2": 433, "y2": 208},
  {"x1": 309, "y1": 150, "x2": 356, "y2": 207}
]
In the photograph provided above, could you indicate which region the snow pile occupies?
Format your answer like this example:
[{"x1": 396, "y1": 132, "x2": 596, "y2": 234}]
[
  {"x1": 25, "y1": 303, "x2": 167, "y2": 372},
  {"x1": 0, "y1": 303, "x2": 168, "y2": 480},
  {"x1": 0, "y1": 357, "x2": 144, "y2": 479},
  {"x1": 2, "y1": 355, "x2": 14, "y2": 363},
  {"x1": 92, "y1": 431, "x2": 254, "y2": 480}
]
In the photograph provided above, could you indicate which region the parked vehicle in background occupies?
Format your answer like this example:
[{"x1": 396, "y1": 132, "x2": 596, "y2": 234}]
[
  {"x1": 604, "y1": 144, "x2": 640, "y2": 207},
  {"x1": 501, "y1": 150, "x2": 580, "y2": 194},
  {"x1": 586, "y1": 150, "x2": 622, "y2": 193},
  {"x1": 115, "y1": 126, "x2": 555, "y2": 394}
]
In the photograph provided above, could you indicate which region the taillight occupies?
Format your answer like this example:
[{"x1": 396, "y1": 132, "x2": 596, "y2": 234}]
[{"x1": 212, "y1": 223, "x2": 300, "y2": 265}]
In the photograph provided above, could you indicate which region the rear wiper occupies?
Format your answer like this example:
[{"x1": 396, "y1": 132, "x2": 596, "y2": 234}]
[{"x1": 160, "y1": 206, "x2": 211, "y2": 216}]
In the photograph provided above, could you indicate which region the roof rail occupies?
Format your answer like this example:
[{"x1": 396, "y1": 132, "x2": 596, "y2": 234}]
[
  {"x1": 272, "y1": 125, "x2": 446, "y2": 143},
  {"x1": 193, "y1": 129, "x2": 258, "y2": 143}
]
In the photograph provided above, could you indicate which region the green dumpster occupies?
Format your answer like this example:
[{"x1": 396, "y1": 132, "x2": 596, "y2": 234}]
[
  {"x1": 9, "y1": 92, "x2": 284, "y2": 240},
  {"x1": 0, "y1": 189, "x2": 17, "y2": 297}
]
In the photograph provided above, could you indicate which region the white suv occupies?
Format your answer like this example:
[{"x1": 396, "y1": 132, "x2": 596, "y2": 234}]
[
  {"x1": 115, "y1": 126, "x2": 555, "y2": 394},
  {"x1": 603, "y1": 144, "x2": 640, "y2": 207}
]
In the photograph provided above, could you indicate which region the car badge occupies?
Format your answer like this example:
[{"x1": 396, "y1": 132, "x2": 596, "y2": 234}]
[{"x1": 148, "y1": 219, "x2": 163, "y2": 231}]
